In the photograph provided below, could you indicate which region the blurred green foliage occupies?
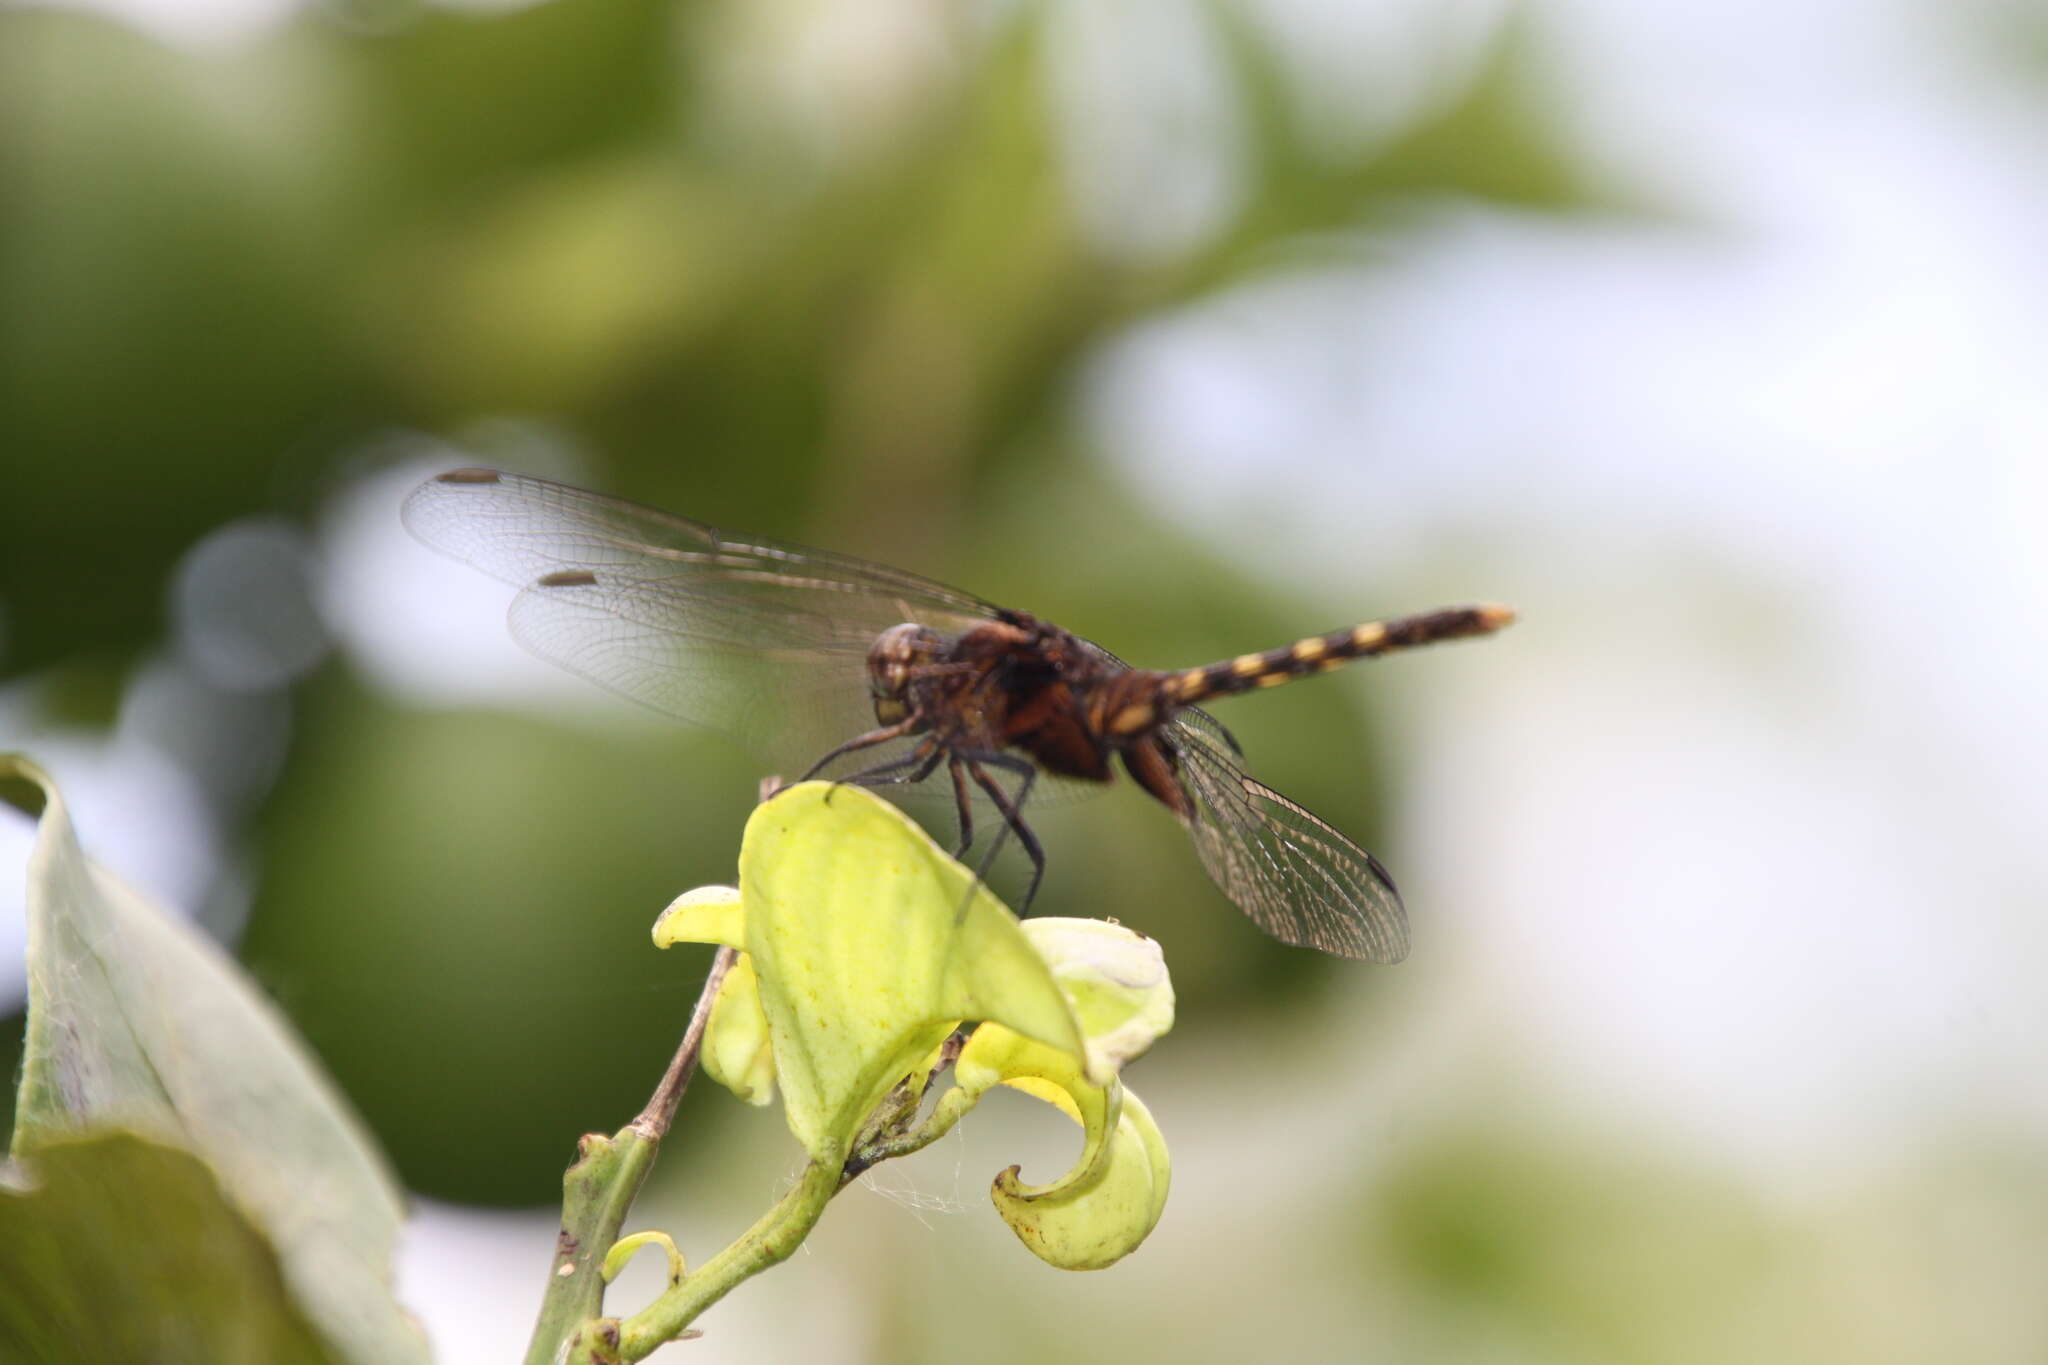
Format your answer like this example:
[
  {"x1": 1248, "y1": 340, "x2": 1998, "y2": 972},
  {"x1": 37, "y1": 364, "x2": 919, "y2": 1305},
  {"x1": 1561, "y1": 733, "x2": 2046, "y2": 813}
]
[
  {"x1": 240, "y1": 672, "x2": 742, "y2": 1198},
  {"x1": 2, "y1": 0, "x2": 1588, "y2": 1206}
]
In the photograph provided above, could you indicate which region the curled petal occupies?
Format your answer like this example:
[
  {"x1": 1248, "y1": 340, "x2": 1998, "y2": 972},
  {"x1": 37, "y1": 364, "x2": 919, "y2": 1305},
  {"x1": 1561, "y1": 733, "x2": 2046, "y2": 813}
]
[
  {"x1": 603, "y1": 1231, "x2": 685, "y2": 1286},
  {"x1": 955, "y1": 1023, "x2": 1170, "y2": 1269},
  {"x1": 652, "y1": 885, "x2": 743, "y2": 951},
  {"x1": 993, "y1": 1090, "x2": 1170, "y2": 1271},
  {"x1": 955, "y1": 1024, "x2": 1118, "y2": 1198}
]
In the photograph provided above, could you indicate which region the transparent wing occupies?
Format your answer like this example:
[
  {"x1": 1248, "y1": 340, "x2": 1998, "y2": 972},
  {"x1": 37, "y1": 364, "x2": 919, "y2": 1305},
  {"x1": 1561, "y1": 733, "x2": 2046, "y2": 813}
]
[
  {"x1": 1162, "y1": 707, "x2": 1409, "y2": 962},
  {"x1": 402, "y1": 468, "x2": 1005, "y2": 776}
]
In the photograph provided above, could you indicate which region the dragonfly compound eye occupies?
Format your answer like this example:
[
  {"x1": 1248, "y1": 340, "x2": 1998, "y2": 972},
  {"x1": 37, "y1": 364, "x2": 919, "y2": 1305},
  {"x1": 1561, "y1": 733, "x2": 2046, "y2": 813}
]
[{"x1": 868, "y1": 622, "x2": 937, "y2": 698}]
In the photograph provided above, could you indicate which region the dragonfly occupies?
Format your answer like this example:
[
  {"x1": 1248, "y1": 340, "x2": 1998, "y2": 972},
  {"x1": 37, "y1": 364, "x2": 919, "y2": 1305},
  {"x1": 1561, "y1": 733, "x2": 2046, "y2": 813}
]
[{"x1": 403, "y1": 467, "x2": 1514, "y2": 961}]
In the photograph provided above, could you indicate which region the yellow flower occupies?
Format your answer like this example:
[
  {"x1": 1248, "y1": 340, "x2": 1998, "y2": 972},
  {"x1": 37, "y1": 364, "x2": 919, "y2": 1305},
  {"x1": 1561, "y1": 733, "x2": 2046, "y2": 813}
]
[{"x1": 655, "y1": 782, "x2": 1173, "y2": 1269}]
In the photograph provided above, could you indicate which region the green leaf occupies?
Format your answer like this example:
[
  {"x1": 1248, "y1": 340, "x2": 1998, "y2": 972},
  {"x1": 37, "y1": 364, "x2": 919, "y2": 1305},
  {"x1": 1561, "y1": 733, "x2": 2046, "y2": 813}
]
[
  {"x1": 0, "y1": 1132, "x2": 340, "y2": 1365},
  {"x1": 3, "y1": 755, "x2": 426, "y2": 1365}
]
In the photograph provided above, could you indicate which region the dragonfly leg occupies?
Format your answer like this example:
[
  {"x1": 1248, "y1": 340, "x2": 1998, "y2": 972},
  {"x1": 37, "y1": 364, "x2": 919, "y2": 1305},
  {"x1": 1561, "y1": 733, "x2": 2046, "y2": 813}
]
[
  {"x1": 948, "y1": 754, "x2": 974, "y2": 856},
  {"x1": 836, "y1": 736, "x2": 943, "y2": 788},
  {"x1": 798, "y1": 716, "x2": 920, "y2": 784},
  {"x1": 962, "y1": 752, "x2": 1044, "y2": 914},
  {"x1": 898, "y1": 742, "x2": 949, "y2": 787}
]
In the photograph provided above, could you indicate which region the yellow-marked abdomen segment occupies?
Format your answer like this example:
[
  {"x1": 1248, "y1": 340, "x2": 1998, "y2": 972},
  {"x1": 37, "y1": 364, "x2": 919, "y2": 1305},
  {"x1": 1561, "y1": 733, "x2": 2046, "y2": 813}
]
[
  {"x1": 1107, "y1": 702, "x2": 1156, "y2": 735},
  {"x1": 1161, "y1": 604, "x2": 1514, "y2": 705}
]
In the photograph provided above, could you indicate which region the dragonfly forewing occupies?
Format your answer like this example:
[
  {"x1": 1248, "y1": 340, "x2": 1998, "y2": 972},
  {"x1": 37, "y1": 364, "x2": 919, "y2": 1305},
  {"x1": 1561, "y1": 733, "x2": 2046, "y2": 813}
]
[{"x1": 404, "y1": 469, "x2": 997, "y2": 773}]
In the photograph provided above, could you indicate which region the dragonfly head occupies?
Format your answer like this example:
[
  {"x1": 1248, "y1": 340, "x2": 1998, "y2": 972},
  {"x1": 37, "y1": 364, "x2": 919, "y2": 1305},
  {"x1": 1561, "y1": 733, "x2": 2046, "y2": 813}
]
[{"x1": 868, "y1": 622, "x2": 944, "y2": 722}]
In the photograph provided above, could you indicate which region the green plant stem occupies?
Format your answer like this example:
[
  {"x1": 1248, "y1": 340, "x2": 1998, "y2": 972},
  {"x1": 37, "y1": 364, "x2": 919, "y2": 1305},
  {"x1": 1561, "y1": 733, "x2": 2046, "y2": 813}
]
[
  {"x1": 526, "y1": 1132, "x2": 653, "y2": 1365},
  {"x1": 615, "y1": 1154, "x2": 841, "y2": 1359},
  {"x1": 850, "y1": 1087, "x2": 974, "y2": 1177},
  {"x1": 523, "y1": 946, "x2": 735, "y2": 1365},
  {"x1": 607, "y1": 1075, "x2": 971, "y2": 1355}
]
